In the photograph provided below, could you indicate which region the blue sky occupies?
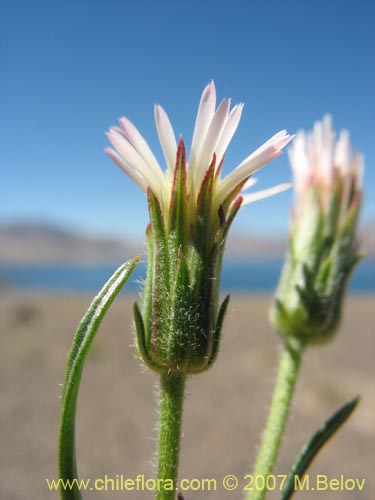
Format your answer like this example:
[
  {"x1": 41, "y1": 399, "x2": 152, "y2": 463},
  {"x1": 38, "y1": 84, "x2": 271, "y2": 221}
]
[{"x1": 1, "y1": 0, "x2": 374, "y2": 240}]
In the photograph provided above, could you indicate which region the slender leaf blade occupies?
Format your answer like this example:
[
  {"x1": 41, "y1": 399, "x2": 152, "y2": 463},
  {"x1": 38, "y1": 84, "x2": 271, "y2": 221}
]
[
  {"x1": 280, "y1": 396, "x2": 359, "y2": 500},
  {"x1": 58, "y1": 257, "x2": 139, "y2": 499}
]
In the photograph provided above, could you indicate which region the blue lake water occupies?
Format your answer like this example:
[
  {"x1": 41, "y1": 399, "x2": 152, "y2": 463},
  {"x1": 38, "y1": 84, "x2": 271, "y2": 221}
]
[{"x1": 0, "y1": 258, "x2": 374, "y2": 293}]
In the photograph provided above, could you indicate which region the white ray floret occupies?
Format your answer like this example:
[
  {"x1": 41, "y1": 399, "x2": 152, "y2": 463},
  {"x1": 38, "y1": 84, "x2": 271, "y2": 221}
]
[
  {"x1": 288, "y1": 114, "x2": 364, "y2": 212},
  {"x1": 242, "y1": 183, "x2": 292, "y2": 205},
  {"x1": 289, "y1": 115, "x2": 365, "y2": 189},
  {"x1": 106, "y1": 81, "x2": 294, "y2": 211},
  {"x1": 154, "y1": 104, "x2": 177, "y2": 179}
]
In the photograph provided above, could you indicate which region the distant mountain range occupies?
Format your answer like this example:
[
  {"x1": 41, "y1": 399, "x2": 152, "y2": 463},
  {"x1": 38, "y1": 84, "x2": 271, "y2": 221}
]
[
  {"x1": 0, "y1": 221, "x2": 374, "y2": 264},
  {"x1": 0, "y1": 223, "x2": 141, "y2": 264}
]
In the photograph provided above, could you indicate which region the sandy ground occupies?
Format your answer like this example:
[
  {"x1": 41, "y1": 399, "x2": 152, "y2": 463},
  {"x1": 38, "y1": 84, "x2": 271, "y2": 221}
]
[{"x1": 0, "y1": 292, "x2": 374, "y2": 500}]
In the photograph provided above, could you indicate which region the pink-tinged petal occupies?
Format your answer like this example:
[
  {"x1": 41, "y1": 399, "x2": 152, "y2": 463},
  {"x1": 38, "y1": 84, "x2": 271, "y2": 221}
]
[
  {"x1": 217, "y1": 131, "x2": 294, "y2": 201},
  {"x1": 241, "y1": 183, "x2": 292, "y2": 205},
  {"x1": 189, "y1": 81, "x2": 216, "y2": 167},
  {"x1": 242, "y1": 132, "x2": 294, "y2": 164},
  {"x1": 321, "y1": 115, "x2": 335, "y2": 182},
  {"x1": 252, "y1": 130, "x2": 289, "y2": 155},
  {"x1": 214, "y1": 103, "x2": 244, "y2": 165},
  {"x1": 194, "y1": 98, "x2": 231, "y2": 187},
  {"x1": 216, "y1": 151, "x2": 282, "y2": 202},
  {"x1": 288, "y1": 131, "x2": 310, "y2": 197},
  {"x1": 335, "y1": 129, "x2": 350, "y2": 176},
  {"x1": 335, "y1": 129, "x2": 357, "y2": 217},
  {"x1": 105, "y1": 148, "x2": 148, "y2": 192},
  {"x1": 353, "y1": 152, "x2": 364, "y2": 189},
  {"x1": 106, "y1": 129, "x2": 162, "y2": 195},
  {"x1": 154, "y1": 104, "x2": 177, "y2": 179},
  {"x1": 242, "y1": 177, "x2": 258, "y2": 191},
  {"x1": 288, "y1": 131, "x2": 305, "y2": 171},
  {"x1": 119, "y1": 116, "x2": 164, "y2": 180}
]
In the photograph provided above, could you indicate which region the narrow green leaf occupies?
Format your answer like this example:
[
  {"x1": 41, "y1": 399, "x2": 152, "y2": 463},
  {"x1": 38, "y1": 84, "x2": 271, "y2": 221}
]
[
  {"x1": 280, "y1": 396, "x2": 359, "y2": 500},
  {"x1": 58, "y1": 257, "x2": 139, "y2": 500}
]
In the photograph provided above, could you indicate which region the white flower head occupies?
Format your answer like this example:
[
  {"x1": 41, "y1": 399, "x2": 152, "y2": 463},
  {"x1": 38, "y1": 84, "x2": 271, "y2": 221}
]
[
  {"x1": 111, "y1": 83, "x2": 294, "y2": 373},
  {"x1": 106, "y1": 81, "x2": 293, "y2": 223},
  {"x1": 288, "y1": 114, "x2": 364, "y2": 220}
]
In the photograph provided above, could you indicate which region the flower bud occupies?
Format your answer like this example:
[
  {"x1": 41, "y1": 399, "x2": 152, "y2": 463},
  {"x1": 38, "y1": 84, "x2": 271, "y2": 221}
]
[{"x1": 271, "y1": 116, "x2": 364, "y2": 346}]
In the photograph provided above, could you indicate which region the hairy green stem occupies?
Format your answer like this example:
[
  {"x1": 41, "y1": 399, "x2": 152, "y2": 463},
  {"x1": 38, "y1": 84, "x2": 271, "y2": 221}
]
[
  {"x1": 248, "y1": 339, "x2": 305, "y2": 500},
  {"x1": 156, "y1": 371, "x2": 186, "y2": 500}
]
